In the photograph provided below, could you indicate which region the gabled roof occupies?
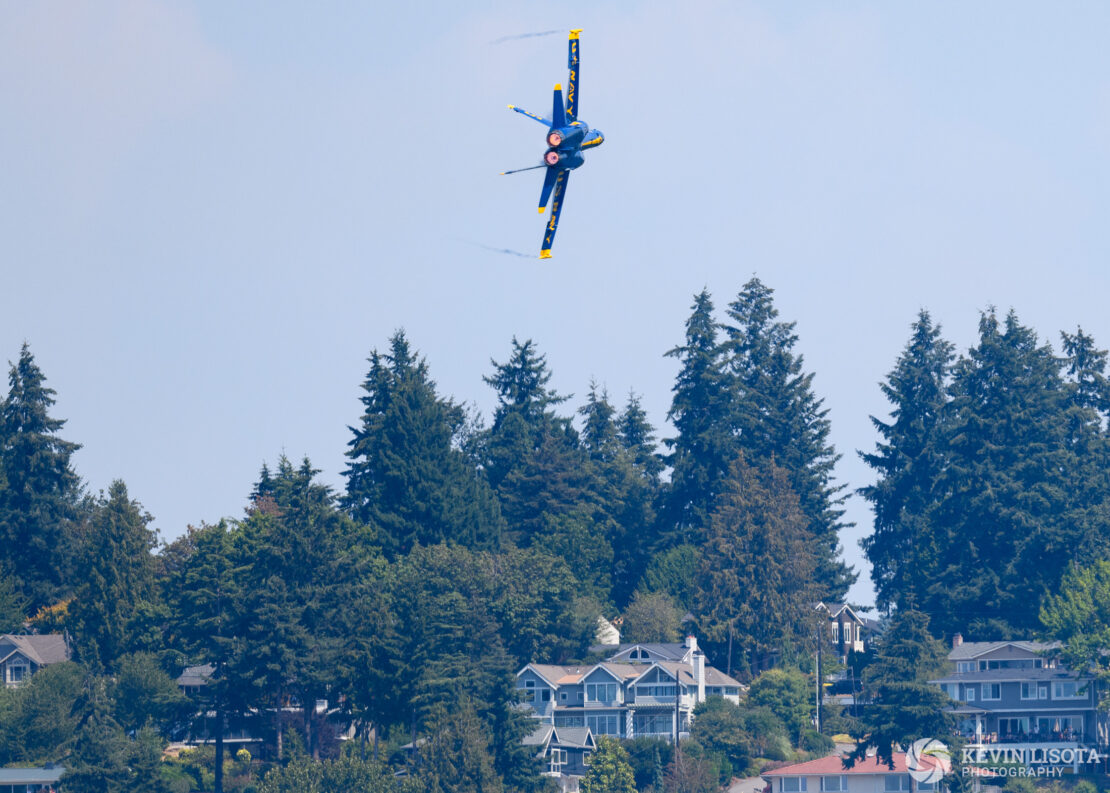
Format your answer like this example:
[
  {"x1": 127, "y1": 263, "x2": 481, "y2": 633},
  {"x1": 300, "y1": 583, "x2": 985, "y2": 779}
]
[
  {"x1": 587, "y1": 662, "x2": 643, "y2": 682},
  {"x1": 524, "y1": 724, "x2": 555, "y2": 748},
  {"x1": 0, "y1": 634, "x2": 69, "y2": 667},
  {"x1": 606, "y1": 643, "x2": 690, "y2": 663},
  {"x1": 634, "y1": 660, "x2": 743, "y2": 688},
  {"x1": 948, "y1": 640, "x2": 1057, "y2": 661},
  {"x1": 553, "y1": 726, "x2": 594, "y2": 749},
  {"x1": 763, "y1": 753, "x2": 909, "y2": 777},
  {"x1": 814, "y1": 602, "x2": 865, "y2": 624}
]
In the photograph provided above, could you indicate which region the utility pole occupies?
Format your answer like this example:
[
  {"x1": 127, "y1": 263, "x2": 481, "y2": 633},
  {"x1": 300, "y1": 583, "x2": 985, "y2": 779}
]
[{"x1": 815, "y1": 619, "x2": 822, "y2": 733}]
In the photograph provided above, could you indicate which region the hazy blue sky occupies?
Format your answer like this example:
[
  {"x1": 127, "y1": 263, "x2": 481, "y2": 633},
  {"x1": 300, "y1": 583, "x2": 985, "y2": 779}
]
[{"x1": 3, "y1": 1, "x2": 1108, "y2": 607}]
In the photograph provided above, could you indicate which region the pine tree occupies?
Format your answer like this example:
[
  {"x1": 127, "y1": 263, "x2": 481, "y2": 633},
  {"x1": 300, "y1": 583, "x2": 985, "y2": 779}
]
[
  {"x1": 168, "y1": 521, "x2": 245, "y2": 793},
  {"x1": 0, "y1": 344, "x2": 82, "y2": 610},
  {"x1": 68, "y1": 480, "x2": 157, "y2": 673},
  {"x1": 660, "y1": 290, "x2": 732, "y2": 547},
  {"x1": 860, "y1": 311, "x2": 954, "y2": 612},
  {"x1": 617, "y1": 391, "x2": 664, "y2": 483},
  {"x1": 926, "y1": 310, "x2": 1084, "y2": 637},
  {"x1": 694, "y1": 455, "x2": 820, "y2": 675},
  {"x1": 580, "y1": 381, "x2": 619, "y2": 461},
  {"x1": 345, "y1": 331, "x2": 503, "y2": 557},
  {"x1": 484, "y1": 338, "x2": 586, "y2": 546},
  {"x1": 239, "y1": 457, "x2": 386, "y2": 760},
  {"x1": 848, "y1": 610, "x2": 952, "y2": 769},
  {"x1": 416, "y1": 700, "x2": 505, "y2": 793},
  {"x1": 580, "y1": 383, "x2": 658, "y2": 606},
  {"x1": 722, "y1": 277, "x2": 853, "y2": 599}
]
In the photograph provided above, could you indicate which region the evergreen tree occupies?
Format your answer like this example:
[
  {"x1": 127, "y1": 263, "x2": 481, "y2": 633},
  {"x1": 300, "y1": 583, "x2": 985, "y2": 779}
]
[
  {"x1": 484, "y1": 338, "x2": 585, "y2": 548},
  {"x1": 1061, "y1": 327, "x2": 1110, "y2": 422},
  {"x1": 580, "y1": 381, "x2": 619, "y2": 460},
  {"x1": 60, "y1": 676, "x2": 134, "y2": 793},
  {"x1": 581, "y1": 385, "x2": 661, "y2": 606},
  {"x1": 0, "y1": 343, "x2": 82, "y2": 610},
  {"x1": 617, "y1": 391, "x2": 664, "y2": 483},
  {"x1": 926, "y1": 311, "x2": 1088, "y2": 637},
  {"x1": 167, "y1": 521, "x2": 245, "y2": 793},
  {"x1": 860, "y1": 311, "x2": 954, "y2": 612},
  {"x1": 239, "y1": 457, "x2": 386, "y2": 760},
  {"x1": 660, "y1": 290, "x2": 732, "y2": 547},
  {"x1": 345, "y1": 331, "x2": 503, "y2": 557},
  {"x1": 68, "y1": 480, "x2": 157, "y2": 673},
  {"x1": 722, "y1": 278, "x2": 853, "y2": 598},
  {"x1": 848, "y1": 610, "x2": 952, "y2": 768},
  {"x1": 694, "y1": 455, "x2": 820, "y2": 675},
  {"x1": 416, "y1": 700, "x2": 505, "y2": 793}
]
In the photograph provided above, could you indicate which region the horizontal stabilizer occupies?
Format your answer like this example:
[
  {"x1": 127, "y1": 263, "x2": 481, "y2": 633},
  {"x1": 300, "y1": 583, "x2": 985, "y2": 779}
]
[
  {"x1": 501, "y1": 164, "x2": 547, "y2": 175},
  {"x1": 508, "y1": 105, "x2": 552, "y2": 127}
]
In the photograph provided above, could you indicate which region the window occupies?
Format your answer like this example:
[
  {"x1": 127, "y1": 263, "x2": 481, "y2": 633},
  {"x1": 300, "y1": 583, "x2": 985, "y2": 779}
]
[
  {"x1": 831, "y1": 623, "x2": 839, "y2": 641},
  {"x1": 884, "y1": 775, "x2": 911, "y2": 792},
  {"x1": 638, "y1": 684, "x2": 677, "y2": 698},
  {"x1": 917, "y1": 782, "x2": 936, "y2": 792},
  {"x1": 945, "y1": 684, "x2": 959, "y2": 699},
  {"x1": 956, "y1": 661, "x2": 974, "y2": 673},
  {"x1": 781, "y1": 778, "x2": 807, "y2": 793},
  {"x1": 549, "y1": 748, "x2": 567, "y2": 769},
  {"x1": 554, "y1": 714, "x2": 584, "y2": 728},
  {"x1": 820, "y1": 776, "x2": 848, "y2": 792},
  {"x1": 587, "y1": 714, "x2": 619, "y2": 736},
  {"x1": 7, "y1": 665, "x2": 26, "y2": 684},
  {"x1": 1053, "y1": 682, "x2": 1085, "y2": 700},
  {"x1": 587, "y1": 683, "x2": 618, "y2": 703},
  {"x1": 541, "y1": 690, "x2": 551, "y2": 701},
  {"x1": 560, "y1": 692, "x2": 567, "y2": 701},
  {"x1": 965, "y1": 687, "x2": 976, "y2": 701},
  {"x1": 981, "y1": 683, "x2": 1001, "y2": 700},
  {"x1": 1021, "y1": 683, "x2": 1047, "y2": 700},
  {"x1": 634, "y1": 713, "x2": 672, "y2": 735}
]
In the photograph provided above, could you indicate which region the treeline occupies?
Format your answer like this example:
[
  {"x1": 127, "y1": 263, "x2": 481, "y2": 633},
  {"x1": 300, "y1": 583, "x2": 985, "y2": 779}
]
[
  {"x1": 861, "y1": 309, "x2": 1110, "y2": 638},
  {"x1": 5, "y1": 277, "x2": 1110, "y2": 789}
]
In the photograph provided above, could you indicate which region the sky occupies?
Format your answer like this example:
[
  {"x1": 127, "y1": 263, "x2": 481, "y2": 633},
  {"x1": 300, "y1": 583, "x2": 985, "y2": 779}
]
[{"x1": 2, "y1": 1, "x2": 1109, "y2": 609}]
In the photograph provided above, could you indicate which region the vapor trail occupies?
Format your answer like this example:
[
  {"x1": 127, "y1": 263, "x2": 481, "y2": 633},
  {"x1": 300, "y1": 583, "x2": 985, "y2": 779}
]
[
  {"x1": 488, "y1": 30, "x2": 561, "y2": 45},
  {"x1": 454, "y1": 238, "x2": 535, "y2": 259}
]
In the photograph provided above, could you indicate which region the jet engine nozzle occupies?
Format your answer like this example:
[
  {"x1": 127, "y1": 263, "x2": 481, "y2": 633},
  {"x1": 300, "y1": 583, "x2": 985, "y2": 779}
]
[
  {"x1": 544, "y1": 149, "x2": 562, "y2": 166},
  {"x1": 547, "y1": 130, "x2": 563, "y2": 147}
]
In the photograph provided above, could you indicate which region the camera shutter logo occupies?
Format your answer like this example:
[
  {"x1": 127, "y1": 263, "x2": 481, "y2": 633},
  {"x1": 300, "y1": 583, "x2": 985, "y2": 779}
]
[{"x1": 907, "y1": 738, "x2": 951, "y2": 784}]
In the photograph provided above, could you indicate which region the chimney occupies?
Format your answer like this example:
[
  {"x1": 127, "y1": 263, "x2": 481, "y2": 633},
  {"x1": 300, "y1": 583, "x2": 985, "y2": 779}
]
[
  {"x1": 952, "y1": 633, "x2": 963, "y2": 649},
  {"x1": 693, "y1": 651, "x2": 706, "y2": 703},
  {"x1": 686, "y1": 634, "x2": 697, "y2": 654}
]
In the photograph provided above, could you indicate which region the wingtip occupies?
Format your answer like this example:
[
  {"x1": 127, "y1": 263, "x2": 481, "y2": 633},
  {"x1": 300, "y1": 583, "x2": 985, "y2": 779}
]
[
  {"x1": 554, "y1": 83, "x2": 562, "y2": 91},
  {"x1": 507, "y1": 104, "x2": 515, "y2": 110},
  {"x1": 538, "y1": 207, "x2": 545, "y2": 213},
  {"x1": 539, "y1": 250, "x2": 553, "y2": 259},
  {"x1": 569, "y1": 29, "x2": 582, "y2": 39}
]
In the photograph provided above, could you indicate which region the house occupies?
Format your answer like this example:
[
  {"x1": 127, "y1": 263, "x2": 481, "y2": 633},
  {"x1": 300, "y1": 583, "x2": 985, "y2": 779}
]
[
  {"x1": 929, "y1": 635, "x2": 1108, "y2": 770},
  {"x1": 517, "y1": 635, "x2": 743, "y2": 743},
  {"x1": 524, "y1": 723, "x2": 596, "y2": 792},
  {"x1": 763, "y1": 752, "x2": 939, "y2": 793},
  {"x1": 0, "y1": 765, "x2": 65, "y2": 792},
  {"x1": 0, "y1": 634, "x2": 70, "y2": 687},
  {"x1": 814, "y1": 603, "x2": 866, "y2": 663}
]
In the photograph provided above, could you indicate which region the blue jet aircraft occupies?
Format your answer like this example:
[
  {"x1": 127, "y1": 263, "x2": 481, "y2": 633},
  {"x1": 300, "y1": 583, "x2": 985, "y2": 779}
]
[{"x1": 502, "y1": 29, "x2": 604, "y2": 259}]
